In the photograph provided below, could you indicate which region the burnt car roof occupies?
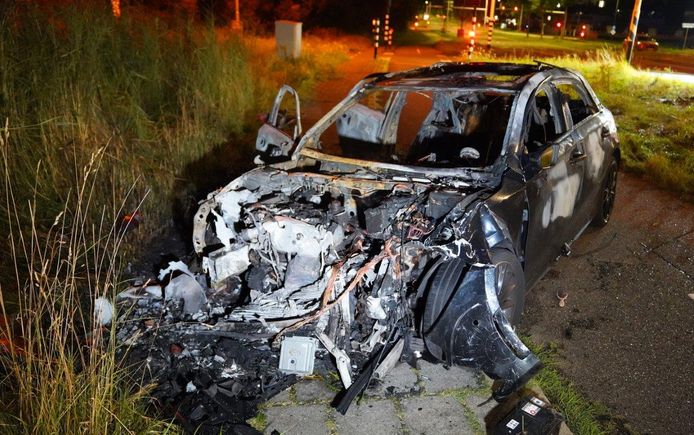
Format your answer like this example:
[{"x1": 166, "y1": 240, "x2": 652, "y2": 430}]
[{"x1": 365, "y1": 62, "x2": 550, "y2": 91}]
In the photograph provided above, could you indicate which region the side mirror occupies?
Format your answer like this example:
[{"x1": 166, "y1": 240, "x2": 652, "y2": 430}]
[{"x1": 539, "y1": 144, "x2": 559, "y2": 169}]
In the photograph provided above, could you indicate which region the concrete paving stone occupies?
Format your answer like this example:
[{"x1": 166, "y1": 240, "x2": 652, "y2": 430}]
[
  {"x1": 267, "y1": 386, "x2": 293, "y2": 405},
  {"x1": 401, "y1": 395, "x2": 473, "y2": 435},
  {"x1": 264, "y1": 404, "x2": 329, "y2": 435},
  {"x1": 334, "y1": 399, "x2": 401, "y2": 435},
  {"x1": 366, "y1": 362, "x2": 419, "y2": 397},
  {"x1": 294, "y1": 379, "x2": 336, "y2": 403},
  {"x1": 418, "y1": 359, "x2": 480, "y2": 394},
  {"x1": 463, "y1": 393, "x2": 497, "y2": 427}
]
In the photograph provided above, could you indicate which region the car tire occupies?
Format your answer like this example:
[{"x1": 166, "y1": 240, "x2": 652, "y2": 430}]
[
  {"x1": 489, "y1": 248, "x2": 525, "y2": 326},
  {"x1": 591, "y1": 160, "x2": 618, "y2": 227}
]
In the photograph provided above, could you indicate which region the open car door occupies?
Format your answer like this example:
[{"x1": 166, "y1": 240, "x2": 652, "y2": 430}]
[{"x1": 256, "y1": 85, "x2": 303, "y2": 161}]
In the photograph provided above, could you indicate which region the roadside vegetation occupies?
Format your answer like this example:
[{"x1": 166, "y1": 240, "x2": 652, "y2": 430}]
[
  {"x1": 0, "y1": 2, "x2": 346, "y2": 432},
  {"x1": 527, "y1": 341, "x2": 639, "y2": 435},
  {"x1": 555, "y1": 52, "x2": 694, "y2": 196}
]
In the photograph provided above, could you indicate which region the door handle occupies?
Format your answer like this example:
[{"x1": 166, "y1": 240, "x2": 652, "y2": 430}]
[{"x1": 570, "y1": 146, "x2": 586, "y2": 162}]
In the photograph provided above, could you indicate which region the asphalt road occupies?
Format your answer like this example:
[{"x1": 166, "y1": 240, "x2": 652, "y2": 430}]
[
  {"x1": 522, "y1": 173, "x2": 694, "y2": 435},
  {"x1": 304, "y1": 45, "x2": 694, "y2": 434}
]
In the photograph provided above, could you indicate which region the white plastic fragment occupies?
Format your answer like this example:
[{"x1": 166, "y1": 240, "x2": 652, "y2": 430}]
[
  {"x1": 217, "y1": 189, "x2": 259, "y2": 223},
  {"x1": 278, "y1": 336, "x2": 318, "y2": 376},
  {"x1": 158, "y1": 260, "x2": 194, "y2": 281},
  {"x1": 94, "y1": 297, "x2": 114, "y2": 326},
  {"x1": 165, "y1": 274, "x2": 207, "y2": 315},
  {"x1": 366, "y1": 296, "x2": 387, "y2": 320},
  {"x1": 204, "y1": 245, "x2": 251, "y2": 286},
  {"x1": 211, "y1": 209, "x2": 237, "y2": 249}
]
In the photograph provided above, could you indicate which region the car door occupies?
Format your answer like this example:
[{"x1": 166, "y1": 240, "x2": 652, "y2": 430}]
[
  {"x1": 555, "y1": 80, "x2": 604, "y2": 232},
  {"x1": 255, "y1": 85, "x2": 303, "y2": 160},
  {"x1": 521, "y1": 83, "x2": 584, "y2": 288}
]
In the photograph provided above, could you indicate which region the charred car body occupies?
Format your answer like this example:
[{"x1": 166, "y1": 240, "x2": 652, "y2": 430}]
[{"x1": 118, "y1": 62, "x2": 619, "y2": 423}]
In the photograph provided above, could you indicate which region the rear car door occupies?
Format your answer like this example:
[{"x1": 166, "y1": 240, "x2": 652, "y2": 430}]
[
  {"x1": 521, "y1": 83, "x2": 583, "y2": 287},
  {"x1": 555, "y1": 80, "x2": 603, "y2": 232}
]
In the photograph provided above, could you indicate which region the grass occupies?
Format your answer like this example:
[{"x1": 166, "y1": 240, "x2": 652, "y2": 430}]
[
  {"x1": 526, "y1": 341, "x2": 639, "y2": 435},
  {"x1": 0, "y1": 2, "x2": 347, "y2": 432},
  {"x1": 0, "y1": 128, "x2": 180, "y2": 433},
  {"x1": 0, "y1": 2, "x2": 347, "y2": 304}
]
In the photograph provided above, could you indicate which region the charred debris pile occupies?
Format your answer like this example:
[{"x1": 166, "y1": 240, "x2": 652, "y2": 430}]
[{"x1": 112, "y1": 167, "x2": 539, "y2": 432}]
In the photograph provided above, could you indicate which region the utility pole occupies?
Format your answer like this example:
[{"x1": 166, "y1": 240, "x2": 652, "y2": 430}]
[
  {"x1": 625, "y1": 0, "x2": 642, "y2": 64},
  {"x1": 231, "y1": 0, "x2": 242, "y2": 31}
]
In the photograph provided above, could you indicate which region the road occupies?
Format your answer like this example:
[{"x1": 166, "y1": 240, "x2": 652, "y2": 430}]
[{"x1": 302, "y1": 44, "x2": 694, "y2": 434}]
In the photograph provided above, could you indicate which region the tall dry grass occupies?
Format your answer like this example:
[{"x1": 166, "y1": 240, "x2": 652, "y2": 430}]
[
  {"x1": 0, "y1": 2, "x2": 347, "y2": 432},
  {"x1": 0, "y1": 2, "x2": 347, "y2": 255},
  {"x1": 0, "y1": 123, "x2": 178, "y2": 433}
]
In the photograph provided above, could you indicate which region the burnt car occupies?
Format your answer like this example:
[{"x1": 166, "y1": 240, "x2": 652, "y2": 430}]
[
  {"x1": 190, "y1": 62, "x2": 619, "y2": 405},
  {"x1": 119, "y1": 63, "x2": 619, "y2": 423}
]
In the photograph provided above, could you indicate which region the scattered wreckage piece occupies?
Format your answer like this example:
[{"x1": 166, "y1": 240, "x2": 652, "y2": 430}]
[{"x1": 114, "y1": 61, "x2": 619, "y2": 430}]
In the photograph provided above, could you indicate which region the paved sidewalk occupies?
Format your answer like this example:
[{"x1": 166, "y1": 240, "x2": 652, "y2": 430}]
[{"x1": 254, "y1": 361, "x2": 496, "y2": 435}]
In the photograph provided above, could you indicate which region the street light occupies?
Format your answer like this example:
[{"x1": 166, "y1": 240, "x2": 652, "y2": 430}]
[{"x1": 613, "y1": 0, "x2": 621, "y2": 34}]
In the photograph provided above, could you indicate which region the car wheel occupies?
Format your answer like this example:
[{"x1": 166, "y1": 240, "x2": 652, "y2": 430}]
[
  {"x1": 592, "y1": 160, "x2": 618, "y2": 227},
  {"x1": 490, "y1": 248, "x2": 525, "y2": 326}
]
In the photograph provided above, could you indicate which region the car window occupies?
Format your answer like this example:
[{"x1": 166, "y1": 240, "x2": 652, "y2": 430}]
[
  {"x1": 555, "y1": 82, "x2": 596, "y2": 126},
  {"x1": 525, "y1": 87, "x2": 565, "y2": 153},
  {"x1": 309, "y1": 88, "x2": 515, "y2": 168}
]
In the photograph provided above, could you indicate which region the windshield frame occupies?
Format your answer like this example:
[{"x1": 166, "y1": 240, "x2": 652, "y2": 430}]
[{"x1": 292, "y1": 83, "x2": 520, "y2": 179}]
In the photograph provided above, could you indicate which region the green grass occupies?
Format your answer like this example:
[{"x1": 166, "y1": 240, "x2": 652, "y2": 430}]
[
  {"x1": 526, "y1": 341, "x2": 639, "y2": 435},
  {"x1": 490, "y1": 29, "x2": 618, "y2": 52},
  {"x1": 0, "y1": 2, "x2": 346, "y2": 300}
]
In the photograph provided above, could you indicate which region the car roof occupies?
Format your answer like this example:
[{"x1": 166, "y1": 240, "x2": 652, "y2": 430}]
[{"x1": 365, "y1": 62, "x2": 555, "y2": 91}]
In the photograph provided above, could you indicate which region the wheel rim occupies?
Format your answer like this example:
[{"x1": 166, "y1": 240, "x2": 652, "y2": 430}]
[{"x1": 601, "y1": 165, "x2": 617, "y2": 223}]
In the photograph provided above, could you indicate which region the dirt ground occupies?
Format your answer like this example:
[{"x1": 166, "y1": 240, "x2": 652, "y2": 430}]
[{"x1": 521, "y1": 173, "x2": 694, "y2": 435}]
